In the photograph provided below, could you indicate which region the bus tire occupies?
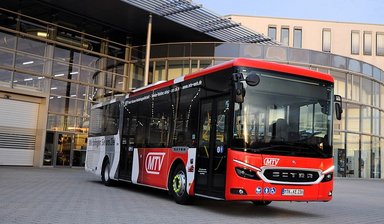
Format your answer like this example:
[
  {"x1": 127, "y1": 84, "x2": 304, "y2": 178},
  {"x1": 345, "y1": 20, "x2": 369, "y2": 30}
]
[
  {"x1": 101, "y1": 159, "x2": 113, "y2": 186},
  {"x1": 169, "y1": 163, "x2": 193, "y2": 205},
  {"x1": 252, "y1": 200, "x2": 272, "y2": 206}
]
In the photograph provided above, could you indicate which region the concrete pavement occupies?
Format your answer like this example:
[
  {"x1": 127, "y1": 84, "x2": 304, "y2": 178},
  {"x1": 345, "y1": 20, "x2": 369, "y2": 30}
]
[{"x1": 0, "y1": 167, "x2": 383, "y2": 224}]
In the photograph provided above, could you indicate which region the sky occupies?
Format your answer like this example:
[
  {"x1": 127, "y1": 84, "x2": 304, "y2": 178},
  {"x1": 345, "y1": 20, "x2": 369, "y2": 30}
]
[{"x1": 194, "y1": 0, "x2": 384, "y2": 24}]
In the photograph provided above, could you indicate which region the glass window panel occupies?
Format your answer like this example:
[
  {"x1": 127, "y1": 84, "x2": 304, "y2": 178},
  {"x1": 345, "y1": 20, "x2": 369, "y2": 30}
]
[
  {"x1": 361, "y1": 106, "x2": 371, "y2": 134},
  {"x1": 53, "y1": 61, "x2": 80, "y2": 80},
  {"x1": 310, "y1": 51, "x2": 330, "y2": 66},
  {"x1": 288, "y1": 48, "x2": 310, "y2": 63},
  {"x1": 347, "y1": 103, "x2": 360, "y2": 132},
  {"x1": 190, "y1": 43, "x2": 214, "y2": 57},
  {"x1": 361, "y1": 135, "x2": 371, "y2": 178},
  {"x1": 265, "y1": 46, "x2": 287, "y2": 61},
  {"x1": 46, "y1": 114, "x2": 77, "y2": 131},
  {"x1": 373, "y1": 67, "x2": 381, "y2": 80},
  {"x1": 268, "y1": 26, "x2": 276, "y2": 41},
  {"x1": 280, "y1": 28, "x2": 289, "y2": 46},
  {"x1": 0, "y1": 31, "x2": 16, "y2": 49},
  {"x1": 154, "y1": 61, "x2": 166, "y2": 82},
  {"x1": 331, "y1": 70, "x2": 346, "y2": 97},
  {"x1": 362, "y1": 63, "x2": 373, "y2": 76},
  {"x1": 333, "y1": 132, "x2": 346, "y2": 177},
  {"x1": 377, "y1": 33, "x2": 384, "y2": 56},
  {"x1": 54, "y1": 47, "x2": 80, "y2": 65},
  {"x1": 331, "y1": 55, "x2": 347, "y2": 69},
  {"x1": 239, "y1": 44, "x2": 264, "y2": 59},
  {"x1": 351, "y1": 75, "x2": 360, "y2": 102},
  {"x1": 80, "y1": 67, "x2": 95, "y2": 83},
  {"x1": 381, "y1": 111, "x2": 384, "y2": 136},
  {"x1": 348, "y1": 59, "x2": 361, "y2": 73},
  {"x1": 381, "y1": 85, "x2": 384, "y2": 108},
  {"x1": 363, "y1": 32, "x2": 372, "y2": 55},
  {"x1": 373, "y1": 82, "x2": 380, "y2": 107},
  {"x1": 351, "y1": 31, "x2": 360, "y2": 55},
  {"x1": 15, "y1": 53, "x2": 45, "y2": 73},
  {"x1": 0, "y1": 49, "x2": 14, "y2": 67},
  {"x1": 322, "y1": 29, "x2": 331, "y2": 52},
  {"x1": 17, "y1": 36, "x2": 46, "y2": 56},
  {"x1": 75, "y1": 99, "x2": 86, "y2": 116},
  {"x1": 107, "y1": 43, "x2": 125, "y2": 59},
  {"x1": 48, "y1": 95, "x2": 77, "y2": 115},
  {"x1": 372, "y1": 137, "x2": 381, "y2": 178},
  {"x1": 0, "y1": 69, "x2": 12, "y2": 87},
  {"x1": 168, "y1": 60, "x2": 188, "y2": 80},
  {"x1": 381, "y1": 139, "x2": 384, "y2": 179},
  {"x1": 372, "y1": 108, "x2": 380, "y2": 136},
  {"x1": 346, "y1": 133, "x2": 359, "y2": 178},
  {"x1": 114, "y1": 74, "x2": 124, "y2": 90},
  {"x1": 169, "y1": 43, "x2": 190, "y2": 57},
  {"x1": 361, "y1": 78, "x2": 372, "y2": 105},
  {"x1": 13, "y1": 72, "x2": 45, "y2": 91},
  {"x1": 81, "y1": 53, "x2": 99, "y2": 68},
  {"x1": 199, "y1": 60, "x2": 212, "y2": 70},
  {"x1": 151, "y1": 45, "x2": 168, "y2": 58},
  {"x1": 50, "y1": 79, "x2": 78, "y2": 98},
  {"x1": 214, "y1": 43, "x2": 240, "y2": 58},
  {"x1": 293, "y1": 28, "x2": 302, "y2": 48}
]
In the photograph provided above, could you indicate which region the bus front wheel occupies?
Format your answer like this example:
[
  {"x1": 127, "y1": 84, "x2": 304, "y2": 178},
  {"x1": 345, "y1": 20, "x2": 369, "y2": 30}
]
[{"x1": 170, "y1": 163, "x2": 193, "y2": 204}]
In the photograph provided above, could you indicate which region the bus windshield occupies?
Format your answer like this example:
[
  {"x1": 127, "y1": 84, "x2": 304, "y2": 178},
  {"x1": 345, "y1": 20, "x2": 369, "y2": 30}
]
[{"x1": 232, "y1": 68, "x2": 333, "y2": 158}]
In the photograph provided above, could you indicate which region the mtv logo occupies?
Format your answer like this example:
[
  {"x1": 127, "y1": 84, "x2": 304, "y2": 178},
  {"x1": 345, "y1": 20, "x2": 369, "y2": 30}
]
[{"x1": 264, "y1": 158, "x2": 280, "y2": 166}]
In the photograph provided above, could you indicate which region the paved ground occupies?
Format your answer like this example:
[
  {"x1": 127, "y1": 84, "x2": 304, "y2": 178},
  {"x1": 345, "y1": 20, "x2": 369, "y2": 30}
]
[{"x1": 0, "y1": 167, "x2": 383, "y2": 224}]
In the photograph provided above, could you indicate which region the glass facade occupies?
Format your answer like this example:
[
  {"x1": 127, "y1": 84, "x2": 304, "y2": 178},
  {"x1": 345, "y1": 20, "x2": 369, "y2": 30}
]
[{"x1": 1, "y1": 8, "x2": 384, "y2": 178}]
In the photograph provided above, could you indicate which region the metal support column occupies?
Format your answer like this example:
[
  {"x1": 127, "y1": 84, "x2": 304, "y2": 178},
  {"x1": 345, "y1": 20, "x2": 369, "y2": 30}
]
[{"x1": 144, "y1": 14, "x2": 152, "y2": 86}]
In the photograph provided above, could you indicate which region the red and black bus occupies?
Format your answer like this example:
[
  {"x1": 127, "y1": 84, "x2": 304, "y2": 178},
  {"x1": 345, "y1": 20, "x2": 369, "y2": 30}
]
[{"x1": 85, "y1": 58, "x2": 342, "y2": 205}]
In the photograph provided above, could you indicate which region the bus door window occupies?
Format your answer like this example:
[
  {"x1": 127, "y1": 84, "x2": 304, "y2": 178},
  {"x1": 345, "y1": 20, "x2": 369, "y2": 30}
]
[
  {"x1": 197, "y1": 101, "x2": 212, "y2": 186},
  {"x1": 212, "y1": 99, "x2": 229, "y2": 188}
]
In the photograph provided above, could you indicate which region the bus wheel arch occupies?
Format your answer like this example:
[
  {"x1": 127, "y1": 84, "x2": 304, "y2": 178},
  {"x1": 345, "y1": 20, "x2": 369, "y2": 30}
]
[
  {"x1": 168, "y1": 160, "x2": 193, "y2": 204},
  {"x1": 101, "y1": 156, "x2": 113, "y2": 186}
]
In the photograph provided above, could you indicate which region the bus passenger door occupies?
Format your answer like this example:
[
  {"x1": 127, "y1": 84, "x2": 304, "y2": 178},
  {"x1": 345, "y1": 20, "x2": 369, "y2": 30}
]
[
  {"x1": 119, "y1": 111, "x2": 134, "y2": 181},
  {"x1": 195, "y1": 96, "x2": 230, "y2": 198}
]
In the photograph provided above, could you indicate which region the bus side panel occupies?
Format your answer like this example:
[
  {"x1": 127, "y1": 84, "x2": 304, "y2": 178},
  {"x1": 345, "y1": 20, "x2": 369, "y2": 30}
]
[
  {"x1": 85, "y1": 136, "x2": 107, "y2": 177},
  {"x1": 134, "y1": 148, "x2": 193, "y2": 190},
  {"x1": 138, "y1": 148, "x2": 170, "y2": 188}
]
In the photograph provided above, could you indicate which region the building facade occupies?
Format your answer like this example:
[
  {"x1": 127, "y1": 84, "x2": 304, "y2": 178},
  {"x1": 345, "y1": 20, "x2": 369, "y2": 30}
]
[
  {"x1": 228, "y1": 15, "x2": 384, "y2": 71},
  {"x1": 1, "y1": 1, "x2": 384, "y2": 179}
]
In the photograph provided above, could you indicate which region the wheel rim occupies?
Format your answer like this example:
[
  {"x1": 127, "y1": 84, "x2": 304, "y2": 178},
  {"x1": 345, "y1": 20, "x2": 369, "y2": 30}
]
[
  {"x1": 173, "y1": 170, "x2": 186, "y2": 197},
  {"x1": 104, "y1": 163, "x2": 110, "y2": 182}
]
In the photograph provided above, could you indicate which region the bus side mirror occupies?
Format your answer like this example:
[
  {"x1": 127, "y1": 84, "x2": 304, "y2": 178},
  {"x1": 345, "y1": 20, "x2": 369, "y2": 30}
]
[
  {"x1": 233, "y1": 73, "x2": 245, "y2": 103},
  {"x1": 245, "y1": 72, "x2": 260, "y2": 86},
  {"x1": 334, "y1": 95, "x2": 343, "y2": 120}
]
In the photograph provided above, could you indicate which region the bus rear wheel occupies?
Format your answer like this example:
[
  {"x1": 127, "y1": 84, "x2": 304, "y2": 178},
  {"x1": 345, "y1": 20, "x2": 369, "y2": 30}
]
[
  {"x1": 101, "y1": 159, "x2": 113, "y2": 186},
  {"x1": 170, "y1": 163, "x2": 192, "y2": 204},
  {"x1": 252, "y1": 200, "x2": 272, "y2": 206}
]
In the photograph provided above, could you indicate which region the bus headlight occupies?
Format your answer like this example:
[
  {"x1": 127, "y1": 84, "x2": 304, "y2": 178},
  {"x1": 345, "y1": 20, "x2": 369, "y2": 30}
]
[{"x1": 321, "y1": 173, "x2": 333, "y2": 182}]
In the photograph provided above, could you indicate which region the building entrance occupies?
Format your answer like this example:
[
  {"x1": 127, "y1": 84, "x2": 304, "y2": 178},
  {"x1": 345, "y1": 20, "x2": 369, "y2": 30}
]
[{"x1": 44, "y1": 131, "x2": 87, "y2": 167}]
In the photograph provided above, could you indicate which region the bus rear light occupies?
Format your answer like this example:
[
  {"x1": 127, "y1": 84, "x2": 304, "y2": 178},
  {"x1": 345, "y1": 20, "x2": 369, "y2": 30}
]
[{"x1": 235, "y1": 167, "x2": 261, "y2": 180}]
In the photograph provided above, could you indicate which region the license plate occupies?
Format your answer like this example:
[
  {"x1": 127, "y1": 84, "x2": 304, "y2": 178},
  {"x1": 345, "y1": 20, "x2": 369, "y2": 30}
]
[{"x1": 282, "y1": 188, "x2": 304, "y2": 196}]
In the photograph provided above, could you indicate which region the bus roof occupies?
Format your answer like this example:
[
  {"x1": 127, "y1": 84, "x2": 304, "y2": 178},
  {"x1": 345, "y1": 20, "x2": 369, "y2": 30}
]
[{"x1": 129, "y1": 58, "x2": 334, "y2": 97}]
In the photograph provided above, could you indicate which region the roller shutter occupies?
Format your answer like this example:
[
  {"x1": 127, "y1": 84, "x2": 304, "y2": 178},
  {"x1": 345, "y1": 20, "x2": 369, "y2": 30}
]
[{"x1": 0, "y1": 99, "x2": 39, "y2": 166}]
